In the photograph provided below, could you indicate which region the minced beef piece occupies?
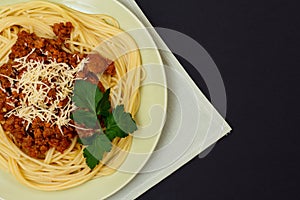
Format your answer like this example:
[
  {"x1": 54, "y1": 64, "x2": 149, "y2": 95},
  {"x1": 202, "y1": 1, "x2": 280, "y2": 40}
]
[{"x1": 85, "y1": 53, "x2": 116, "y2": 76}]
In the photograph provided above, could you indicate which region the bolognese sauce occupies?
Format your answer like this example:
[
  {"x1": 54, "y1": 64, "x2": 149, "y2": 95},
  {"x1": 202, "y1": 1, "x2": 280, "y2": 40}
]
[{"x1": 0, "y1": 22, "x2": 116, "y2": 158}]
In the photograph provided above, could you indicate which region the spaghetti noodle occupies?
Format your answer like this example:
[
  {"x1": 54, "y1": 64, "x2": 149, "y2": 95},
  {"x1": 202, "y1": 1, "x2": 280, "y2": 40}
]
[{"x1": 0, "y1": 1, "x2": 142, "y2": 191}]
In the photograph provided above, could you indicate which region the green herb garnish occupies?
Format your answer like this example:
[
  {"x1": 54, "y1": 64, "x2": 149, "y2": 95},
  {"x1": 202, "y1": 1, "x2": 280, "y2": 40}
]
[
  {"x1": 72, "y1": 80, "x2": 137, "y2": 170},
  {"x1": 105, "y1": 105, "x2": 138, "y2": 141},
  {"x1": 96, "y1": 88, "x2": 111, "y2": 117},
  {"x1": 72, "y1": 80, "x2": 101, "y2": 113},
  {"x1": 83, "y1": 134, "x2": 112, "y2": 170}
]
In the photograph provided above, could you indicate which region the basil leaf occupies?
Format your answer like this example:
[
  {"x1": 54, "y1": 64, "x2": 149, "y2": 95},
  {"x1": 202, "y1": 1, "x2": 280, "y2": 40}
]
[
  {"x1": 83, "y1": 148, "x2": 99, "y2": 170},
  {"x1": 105, "y1": 105, "x2": 137, "y2": 141},
  {"x1": 96, "y1": 89, "x2": 111, "y2": 117},
  {"x1": 72, "y1": 109, "x2": 98, "y2": 128},
  {"x1": 83, "y1": 134, "x2": 112, "y2": 170},
  {"x1": 112, "y1": 105, "x2": 137, "y2": 133},
  {"x1": 95, "y1": 87, "x2": 103, "y2": 109},
  {"x1": 72, "y1": 80, "x2": 102, "y2": 113},
  {"x1": 78, "y1": 133, "x2": 97, "y2": 146}
]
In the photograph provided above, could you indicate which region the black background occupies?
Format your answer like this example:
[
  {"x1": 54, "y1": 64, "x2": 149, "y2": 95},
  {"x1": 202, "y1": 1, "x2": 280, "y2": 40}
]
[{"x1": 136, "y1": 0, "x2": 299, "y2": 199}]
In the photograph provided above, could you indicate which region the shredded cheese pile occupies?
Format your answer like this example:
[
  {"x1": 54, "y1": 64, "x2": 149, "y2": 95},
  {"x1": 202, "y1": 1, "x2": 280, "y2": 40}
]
[{"x1": 5, "y1": 51, "x2": 87, "y2": 133}]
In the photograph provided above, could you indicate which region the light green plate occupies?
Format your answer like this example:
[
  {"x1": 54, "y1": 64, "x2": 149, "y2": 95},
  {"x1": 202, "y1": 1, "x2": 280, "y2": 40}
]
[{"x1": 0, "y1": 0, "x2": 167, "y2": 199}]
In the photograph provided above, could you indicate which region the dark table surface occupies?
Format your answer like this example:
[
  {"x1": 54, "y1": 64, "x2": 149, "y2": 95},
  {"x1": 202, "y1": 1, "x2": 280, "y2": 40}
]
[{"x1": 135, "y1": 0, "x2": 299, "y2": 199}]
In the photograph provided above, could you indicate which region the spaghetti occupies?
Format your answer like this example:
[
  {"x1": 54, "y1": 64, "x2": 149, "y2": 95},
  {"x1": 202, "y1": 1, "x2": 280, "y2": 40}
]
[{"x1": 0, "y1": 1, "x2": 142, "y2": 191}]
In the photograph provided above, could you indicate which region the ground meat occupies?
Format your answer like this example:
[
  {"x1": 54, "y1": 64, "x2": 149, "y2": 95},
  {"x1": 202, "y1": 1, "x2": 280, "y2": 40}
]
[
  {"x1": 97, "y1": 81, "x2": 106, "y2": 93},
  {"x1": 9, "y1": 28, "x2": 84, "y2": 67},
  {"x1": 2, "y1": 109, "x2": 76, "y2": 158},
  {"x1": 105, "y1": 63, "x2": 116, "y2": 76},
  {"x1": 53, "y1": 22, "x2": 73, "y2": 41},
  {"x1": 0, "y1": 22, "x2": 116, "y2": 159},
  {"x1": 85, "y1": 53, "x2": 116, "y2": 75}
]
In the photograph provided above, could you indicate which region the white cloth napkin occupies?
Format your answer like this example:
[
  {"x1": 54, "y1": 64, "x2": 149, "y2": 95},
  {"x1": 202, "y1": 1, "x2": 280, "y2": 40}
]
[{"x1": 108, "y1": 1, "x2": 232, "y2": 199}]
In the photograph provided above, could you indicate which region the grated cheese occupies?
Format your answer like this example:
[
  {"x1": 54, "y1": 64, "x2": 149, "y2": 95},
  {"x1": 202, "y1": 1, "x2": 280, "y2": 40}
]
[{"x1": 5, "y1": 51, "x2": 88, "y2": 134}]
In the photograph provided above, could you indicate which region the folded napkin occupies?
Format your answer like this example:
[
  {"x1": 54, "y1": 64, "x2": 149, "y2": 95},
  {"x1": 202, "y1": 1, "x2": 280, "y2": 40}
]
[{"x1": 108, "y1": 1, "x2": 232, "y2": 199}]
